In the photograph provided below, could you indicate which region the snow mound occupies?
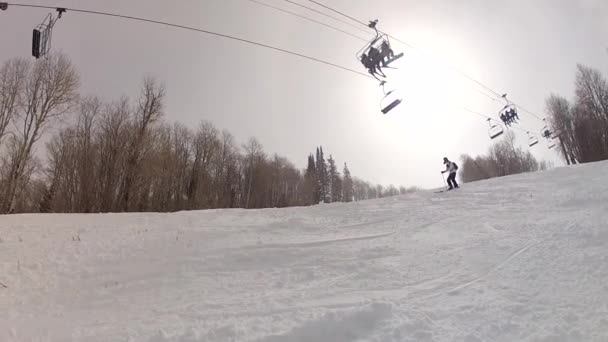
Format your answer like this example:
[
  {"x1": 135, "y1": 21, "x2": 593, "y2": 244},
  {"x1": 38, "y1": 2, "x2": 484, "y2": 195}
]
[{"x1": 1, "y1": 161, "x2": 608, "y2": 341}]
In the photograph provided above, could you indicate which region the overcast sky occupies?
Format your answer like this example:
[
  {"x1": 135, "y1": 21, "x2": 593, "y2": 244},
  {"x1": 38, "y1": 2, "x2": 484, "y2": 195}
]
[{"x1": 1, "y1": 0, "x2": 607, "y2": 188}]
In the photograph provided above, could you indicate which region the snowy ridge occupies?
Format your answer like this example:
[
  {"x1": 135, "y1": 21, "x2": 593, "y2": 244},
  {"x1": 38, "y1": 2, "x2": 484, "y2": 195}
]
[{"x1": 1, "y1": 161, "x2": 608, "y2": 341}]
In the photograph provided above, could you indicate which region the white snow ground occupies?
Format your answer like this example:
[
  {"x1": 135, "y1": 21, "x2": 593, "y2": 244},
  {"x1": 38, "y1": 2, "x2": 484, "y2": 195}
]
[{"x1": 2, "y1": 161, "x2": 608, "y2": 342}]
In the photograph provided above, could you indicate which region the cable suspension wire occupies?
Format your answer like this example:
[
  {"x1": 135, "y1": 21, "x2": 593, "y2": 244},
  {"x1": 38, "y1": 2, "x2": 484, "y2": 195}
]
[
  {"x1": 245, "y1": 0, "x2": 367, "y2": 42},
  {"x1": 279, "y1": 0, "x2": 371, "y2": 35},
  {"x1": 4, "y1": 2, "x2": 372, "y2": 78},
  {"x1": 3, "y1": 2, "x2": 543, "y2": 140},
  {"x1": 305, "y1": 0, "x2": 368, "y2": 27},
  {"x1": 463, "y1": 107, "x2": 492, "y2": 120},
  {"x1": 515, "y1": 104, "x2": 544, "y2": 121},
  {"x1": 471, "y1": 87, "x2": 500, "y2": 103},
  {"x1": 303, "y1": 0, "x2": 546, "y2": 122},
  {"x1": 252, "y1": 0, "x2": 544, "y2": 124}
]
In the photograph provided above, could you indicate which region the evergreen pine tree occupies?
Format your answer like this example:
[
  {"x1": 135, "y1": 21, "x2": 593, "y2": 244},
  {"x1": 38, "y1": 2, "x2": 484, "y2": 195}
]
[
  {"x1": 316, "y1": 146, "x2": 329, "y2": 203},
  {"x1": 342, "y1": 163, "x2": 353, "y2": 202},
  {"x1": 328, "y1": 155, "x2": 342, "y2": 202},
  {"x1": 304, "y1": 154, "x2": 318, "y2": 205}
]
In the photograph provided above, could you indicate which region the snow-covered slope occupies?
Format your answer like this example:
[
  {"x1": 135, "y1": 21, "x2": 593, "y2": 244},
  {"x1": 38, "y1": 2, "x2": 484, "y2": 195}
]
[{"x1": 2, "y1": 161, "x2": 608, "y2": 342}]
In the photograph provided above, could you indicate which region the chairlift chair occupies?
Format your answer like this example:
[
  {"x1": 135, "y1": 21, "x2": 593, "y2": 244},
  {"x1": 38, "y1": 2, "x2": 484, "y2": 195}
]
[
  {"x1": 543, "y1": 130, "x2": 556, "y2": 149},
  {"x1": 487, "y1": 118, "x2": 504, "y2": 139},
  {"x1": 379, "y1": 81, "x2": 402, "y2": 114},
  {"x1": 541, "y1": 118, "x2": 554, "y2": 139},
  {"x1": 32, "y1": 8, "x2": 66, "y2": 59},
  {"x1": 356, "y1": 20, "x2": 404, "y2": 80},
  {"x1": 527, "y1": 132, "x2": 539, "y2": 147},
  {"x1": 540, "y1": 118, "x2": 557, "y2": 148},
  {"x1": 498, "y1": 94, "x2": 520, "y2": 126}
]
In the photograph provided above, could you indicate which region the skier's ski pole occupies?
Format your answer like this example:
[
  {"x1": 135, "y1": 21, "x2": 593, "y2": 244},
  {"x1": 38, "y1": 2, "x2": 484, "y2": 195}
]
[{"x1": 441, "y1": 172, "x2": 447, "y2": 188}]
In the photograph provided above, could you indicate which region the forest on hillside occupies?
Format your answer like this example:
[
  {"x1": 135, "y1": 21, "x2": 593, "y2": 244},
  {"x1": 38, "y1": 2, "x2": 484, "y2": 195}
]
[{"x1": 0, "y1": 54, "x2": 413, "y2": 214}]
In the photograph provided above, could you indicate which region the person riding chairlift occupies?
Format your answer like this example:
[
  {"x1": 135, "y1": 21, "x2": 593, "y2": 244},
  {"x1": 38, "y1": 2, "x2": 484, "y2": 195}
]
[
  {"x1": 507, "y1": 109, "x2": 519, "y2": 123},
  {"x1": 361, "y1": 41, "x2": 396, "y2": 78},
  {"x1": 500, "y1": 113, "x2": 511, "y2": 127},
  {"x1": 379, "y1": 41, "x2": 394, "y2": 66},
  {"x1": 361, "y1": 51, "x2": 385, "y2": 78}
]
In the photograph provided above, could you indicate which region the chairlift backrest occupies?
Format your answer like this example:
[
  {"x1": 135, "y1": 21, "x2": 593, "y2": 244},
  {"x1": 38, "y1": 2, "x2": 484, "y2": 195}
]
[
  {"x1": 487, "y1": 119, "x2": 504, "y2": 139},
  {"x1": 499, "y1": 104, "x2": 517, "y2": 116},
  {"x1": 357, "y1": 33, "x2": 391, "y2": 60}
]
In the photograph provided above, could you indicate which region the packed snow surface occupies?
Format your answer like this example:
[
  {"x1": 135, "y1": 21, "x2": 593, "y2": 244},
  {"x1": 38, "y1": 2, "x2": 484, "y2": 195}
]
[{"x1": 2, "y1": 161, "x2": 608, "y2": 342}]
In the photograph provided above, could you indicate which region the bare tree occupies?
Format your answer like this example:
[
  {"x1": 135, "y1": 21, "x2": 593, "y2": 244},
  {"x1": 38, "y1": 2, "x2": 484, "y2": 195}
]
[
  {"x1": 0, "y1": 54, "x2": 79, "y2": 214},
  {"x1": 73, "y1": 97, "x2": 101, "y2": 212},
  {"x1": 96, "y1": 98, "x2": 130, "y2": 212},
  {"x1": 546, "y1": 65, "x2": 608, "y2": 164},
  {"x1": 0, "y1": 58, "x2": 27, "y2": 146},
  {"x1": 572, "y1": 65, "x2": 608, "y2": 161},
  {"x1": 546, "y1": 94, "x2": 579, "y2": 164},
  {"x1": 188, "y1": 121, "x2": 219, "y2": 209},
  {"x1": 574, "y1": 64, "x2": 608, "y2": 123},
  {"x1": 43, "y1": 127, "x2": 78, "y2": 212},
  {"x1": 144, "y1": 122, "x2": 193, "y2": 211},
  {"x1": 460, "y1": 131, "x2": 542, "y2": 183},
  {"x1": 118, "y1": 77, "x2": 164, "y2": 211},
  {"x1": 242, "y1": 137, "x2": 264, "y2": 208},
  {"x1": 210, "y1": 130, "x2": 239, "y2": 208}
]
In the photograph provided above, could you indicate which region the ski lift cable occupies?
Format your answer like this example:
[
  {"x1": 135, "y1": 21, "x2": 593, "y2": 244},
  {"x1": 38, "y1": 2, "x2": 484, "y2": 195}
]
[
  {"x1": 245, "y1": 0, "x2": 368, "y2": 42},
  {"x1": 305, "y1": 0, "x2": 369, "y2": 29},
  {"x1": 3, "y1": 2, "x2": 373, "y2": 79},
  {"x1": 2, "y1": 2, "x2": 546, "y2": 127},
  {"x1": 278, "y1": 0, "x2": 371, "y2": 35},
  {"x1": 515, "y1": 104, "x2": 544, "y2": 121},
  {"x1": 304, "y1": 0, "x2": 546, "y2": 123},
  {"x1": 246, "y1": 0, "x2": 540, "y2": 123},
  {"x1": 471, "y1": 87, "x2": 500, "y2": 103}
]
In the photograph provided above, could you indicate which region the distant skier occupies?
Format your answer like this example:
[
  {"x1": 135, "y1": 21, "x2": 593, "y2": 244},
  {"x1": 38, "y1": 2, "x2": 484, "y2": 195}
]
[{"x1": 441, "y1": 157, "x2": 459, "y2": 190}]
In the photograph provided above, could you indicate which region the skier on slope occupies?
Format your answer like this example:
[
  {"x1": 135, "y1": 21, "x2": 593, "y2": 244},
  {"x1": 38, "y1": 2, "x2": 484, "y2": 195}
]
[{"x1": 441, "y1": 157, "x2": 459, "y2": 190}]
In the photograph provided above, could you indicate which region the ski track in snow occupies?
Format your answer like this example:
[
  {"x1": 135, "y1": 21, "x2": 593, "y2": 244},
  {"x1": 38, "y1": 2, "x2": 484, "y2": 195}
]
[{"x1": 2, "y1": 161, "x2": 608, "y2": 341}]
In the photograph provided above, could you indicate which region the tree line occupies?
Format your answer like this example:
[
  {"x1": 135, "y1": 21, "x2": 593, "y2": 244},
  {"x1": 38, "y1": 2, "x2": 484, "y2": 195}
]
[
  {"x1": 459, "y1": 131, "x2": 550, "y2": 183},
  {"x1": 545, "y1": 64, "x2": 608, "y2": 165},
  {"x1": 0, "y1": 54, "x2": 411, "y2": 214}
]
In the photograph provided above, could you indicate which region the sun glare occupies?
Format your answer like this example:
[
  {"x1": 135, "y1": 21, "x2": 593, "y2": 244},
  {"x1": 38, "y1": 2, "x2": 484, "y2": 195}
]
[{"x1": 366, "y1": 29, "x2": 488, "y2": 151}]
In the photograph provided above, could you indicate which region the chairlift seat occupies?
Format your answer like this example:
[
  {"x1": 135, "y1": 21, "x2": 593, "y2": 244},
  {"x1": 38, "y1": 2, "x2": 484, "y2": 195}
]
[
  {"x1": 487, "y1": 118, "x2": 504, "y2": 139},
  {"x1": 381, "y1": 98, "x2": 402, "y2": 114},
  {"x1": 528, "y1": 137, "x2": 539, "y2": 147},
  {"x1": 380, "y1": 87, "x2": 402, "y2": 114},
  {"x1": 489, "y1": 125, "x2": 504, "y2": 139}
]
